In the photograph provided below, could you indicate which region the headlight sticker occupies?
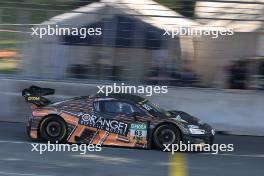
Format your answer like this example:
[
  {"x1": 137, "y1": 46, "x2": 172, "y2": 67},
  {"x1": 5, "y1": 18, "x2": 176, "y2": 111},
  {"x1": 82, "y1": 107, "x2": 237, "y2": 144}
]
[{"x1": 188, "y1": 125, "x2": 206, "y2": 135}]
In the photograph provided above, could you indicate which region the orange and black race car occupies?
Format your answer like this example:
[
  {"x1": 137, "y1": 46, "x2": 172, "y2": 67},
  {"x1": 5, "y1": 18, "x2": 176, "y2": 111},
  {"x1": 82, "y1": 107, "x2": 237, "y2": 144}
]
[{"x1": 22, "y1": 85, "x2": 215, "y2": 150}]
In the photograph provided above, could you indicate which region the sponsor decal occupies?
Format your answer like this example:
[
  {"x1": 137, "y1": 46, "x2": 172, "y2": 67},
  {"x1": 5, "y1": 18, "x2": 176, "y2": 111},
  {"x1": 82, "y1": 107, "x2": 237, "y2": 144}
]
[
  {"x1": 173, "y1": 115, "x2": 187, "y2": 123},
  {"x1": 130, "y1": 123, "x2": 147, "y2": 138},
  {"x1": 142, "y1": 104, "x2": 152, "y2": 111},
  {"x1": 27, "y1": 96, "x2": 40, "y2": 101},
  {"x1": 79, "y1": 114, "x2": 129, "y2": 136}
]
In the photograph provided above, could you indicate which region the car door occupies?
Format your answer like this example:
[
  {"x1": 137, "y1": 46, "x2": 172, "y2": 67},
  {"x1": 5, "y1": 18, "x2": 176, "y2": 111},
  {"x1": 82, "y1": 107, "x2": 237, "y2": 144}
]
[
  {"x1": 95, "y1": 100, "x2": 149, "y2": 148},
  {"x1": 108, "y1": 100, "x2": 150, "y2": 148},
  {"x1": 91, "y1": 100, "x2": 131, "y2": 146}
]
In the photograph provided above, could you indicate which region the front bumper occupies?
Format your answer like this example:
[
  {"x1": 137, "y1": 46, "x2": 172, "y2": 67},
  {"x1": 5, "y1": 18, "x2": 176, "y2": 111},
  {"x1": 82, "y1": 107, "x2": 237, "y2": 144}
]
[
  {"x1": 182, "y1": 133, "x2": 215, "y2": 145},
  {"x1": 182, "y1": 123, "x2": 215, "y2": 145}
]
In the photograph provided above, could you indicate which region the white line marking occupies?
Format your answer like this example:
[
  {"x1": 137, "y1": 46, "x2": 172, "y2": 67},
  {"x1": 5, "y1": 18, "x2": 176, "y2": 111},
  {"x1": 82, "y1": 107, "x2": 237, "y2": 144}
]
[
  {"x1": 0, "y1": 140, "x2": 36, "y2": 144},
  {"x1": 1, "y1": 140, "x2": 263, "y2": 159},
  {"x1": 0, "y1": 24, "x2": 42, "y2": 26},
  {"x1": 201, "y1": 153, "x2": 264, "y2": 158},
  {"x1": 0, "y1": 171, "x2": 54, "y2": 176}
]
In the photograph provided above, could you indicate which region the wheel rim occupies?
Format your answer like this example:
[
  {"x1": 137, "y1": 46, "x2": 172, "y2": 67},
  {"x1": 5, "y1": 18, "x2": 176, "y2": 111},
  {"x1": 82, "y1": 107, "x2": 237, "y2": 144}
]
[
  {"x1": 46, "y1": 121, "x2": 61, "y2": 137},
  {"x1": 158, "y1": 129, "x2": 176, "y2": 145}
]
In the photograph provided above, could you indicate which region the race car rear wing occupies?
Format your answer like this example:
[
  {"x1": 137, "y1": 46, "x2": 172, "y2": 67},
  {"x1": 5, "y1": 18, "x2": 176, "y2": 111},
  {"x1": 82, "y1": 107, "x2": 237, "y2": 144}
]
[{"x1": 22, "y1": 85, "x2": 55, "y2": 107}]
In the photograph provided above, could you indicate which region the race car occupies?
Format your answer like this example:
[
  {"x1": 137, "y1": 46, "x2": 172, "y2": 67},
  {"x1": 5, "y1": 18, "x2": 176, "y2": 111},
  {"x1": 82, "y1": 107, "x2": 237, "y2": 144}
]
[{"x1": 23, "y1": 85, "x2": 215, "y2": 150}]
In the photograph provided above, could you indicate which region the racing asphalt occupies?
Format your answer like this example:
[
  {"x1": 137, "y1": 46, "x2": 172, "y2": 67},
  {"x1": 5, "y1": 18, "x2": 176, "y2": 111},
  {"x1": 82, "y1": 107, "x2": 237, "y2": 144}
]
[{"x1": 0, "y1": 122, "x2": 263, "y2": 176}]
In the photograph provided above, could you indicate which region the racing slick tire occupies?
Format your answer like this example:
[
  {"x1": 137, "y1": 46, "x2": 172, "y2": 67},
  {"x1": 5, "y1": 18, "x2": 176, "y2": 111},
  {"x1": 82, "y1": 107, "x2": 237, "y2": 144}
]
[
  {"x1": 39, "y1": 115, "x2": 67, "y2": 143},
  {"x1": 153, "y1": 124, "x2": 181, "y2": 150}
]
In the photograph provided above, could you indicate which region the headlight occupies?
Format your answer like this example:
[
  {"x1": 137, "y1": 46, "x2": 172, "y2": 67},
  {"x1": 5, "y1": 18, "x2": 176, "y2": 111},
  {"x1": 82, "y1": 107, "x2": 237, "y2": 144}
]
[
  {"x1": 211, "y1": 129, "x2": 215, "y2": 135},
  {"x1": 188, "y1": 125, "x2": 205, "y2": 135}
]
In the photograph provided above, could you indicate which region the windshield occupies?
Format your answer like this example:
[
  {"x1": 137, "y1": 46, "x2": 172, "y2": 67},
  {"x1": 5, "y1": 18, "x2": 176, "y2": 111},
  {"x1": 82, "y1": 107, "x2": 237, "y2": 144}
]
[{"x1": 141, "y1": 100, "x2": 171, "y2": 118}]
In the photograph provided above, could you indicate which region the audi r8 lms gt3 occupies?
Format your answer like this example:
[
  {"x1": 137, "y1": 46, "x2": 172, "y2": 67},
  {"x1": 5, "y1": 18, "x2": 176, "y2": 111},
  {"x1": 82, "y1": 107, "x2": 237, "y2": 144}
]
[{"x1": 22, "y1": 85, "x2": 215, "y2": 150}]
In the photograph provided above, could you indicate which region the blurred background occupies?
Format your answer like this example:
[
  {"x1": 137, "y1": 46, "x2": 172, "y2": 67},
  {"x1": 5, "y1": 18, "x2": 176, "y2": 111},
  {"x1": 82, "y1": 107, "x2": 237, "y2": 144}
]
[
  {"x1": 0, "y1": 1, "x2": 264, "y2": 176},
  {"x1": 0, "y1": 0, "x2": 263, "y2": 89}
]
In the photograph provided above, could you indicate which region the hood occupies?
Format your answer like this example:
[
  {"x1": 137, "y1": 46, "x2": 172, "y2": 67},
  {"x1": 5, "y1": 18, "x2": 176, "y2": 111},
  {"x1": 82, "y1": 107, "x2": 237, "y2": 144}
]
[{"x1": 168, "y1": 110, "x2": 202, "y2": 125}]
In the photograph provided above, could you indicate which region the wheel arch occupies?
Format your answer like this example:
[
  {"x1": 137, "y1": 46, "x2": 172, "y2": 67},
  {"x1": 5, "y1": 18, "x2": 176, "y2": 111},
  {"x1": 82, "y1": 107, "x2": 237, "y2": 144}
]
[
  {"x1": 149, "y1": 122, "x2": 183, "y2": 148},
  {"x1": 37, "y1": 114, "x2": 68, "y2": 140}
]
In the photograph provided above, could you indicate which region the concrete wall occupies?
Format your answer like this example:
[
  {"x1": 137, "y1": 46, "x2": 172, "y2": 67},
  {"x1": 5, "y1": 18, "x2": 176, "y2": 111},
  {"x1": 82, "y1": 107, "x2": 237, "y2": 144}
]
[{"x1": 0, "y1": 78, "x2": 263, "y2": 136}]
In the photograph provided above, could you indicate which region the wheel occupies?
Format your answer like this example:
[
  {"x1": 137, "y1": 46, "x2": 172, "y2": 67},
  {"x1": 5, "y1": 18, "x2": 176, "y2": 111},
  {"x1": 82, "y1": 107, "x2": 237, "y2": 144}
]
[
  {"x1": 153, "y1": 124, "x2": 181, "y2": 150},
  {"x1": 39, "y1": 116, "x2": 67, "y2": 143}
]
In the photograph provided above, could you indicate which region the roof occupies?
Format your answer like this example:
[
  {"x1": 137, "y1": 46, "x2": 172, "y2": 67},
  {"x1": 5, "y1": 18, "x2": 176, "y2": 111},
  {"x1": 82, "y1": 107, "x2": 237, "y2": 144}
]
[
  {"x1": 41, "y1": 0, "x2": 264, "y2": 36},
  {"x1": 46, "y1": 0, "x2": 200, "y2": 29},
  {"x1": 92, "y1": 93, "x2": 146, "y2": 103}
]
